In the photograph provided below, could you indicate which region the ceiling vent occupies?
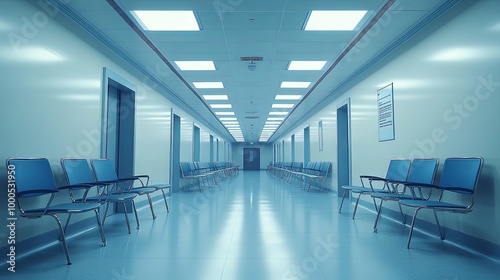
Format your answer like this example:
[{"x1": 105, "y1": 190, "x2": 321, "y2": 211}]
[
  {"x1": 240, "y1": 56, "x2": 263, "y2": 62},
  {"x1": 244, "y1": 116, "x2": 259, "y2": 119}
]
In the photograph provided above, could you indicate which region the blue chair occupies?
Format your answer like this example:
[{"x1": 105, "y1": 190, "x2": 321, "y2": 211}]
[
  {"x1": 303, "y1": 162, "x2": 331, "y2": 192},
  {"x1": 339, "y1": 159, "x2": 411, "y2": 219},
  {"x1": 61, "y1": 158, "x2": 139, "y2": 234},
  {"x1": 7, "y1": 158, "x2": 106, "y2": 265},
  {"x1": 399, "y1": 157, "x2": 483, "y2": 248},
  {"x1": 180, "y1": 162, "x2": 206, "y2": 192},
  {"x1": 371, "y1": 158, "x2": 439, "y2": 232},
  {"x1": 90, "y1": 159, "x2": 160, "y2": 220}
]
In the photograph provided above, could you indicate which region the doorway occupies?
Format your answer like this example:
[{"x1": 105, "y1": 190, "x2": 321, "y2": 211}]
[
  {"x1": 337, "y1": 98, "x2": 351, "y2": 197},
  {"x1": 101, "y1": 68, "x2": 136, "y2": 212},
  {"x1": 243, "y1": 148, "x2": 260, "y2": 170},
  {"x1": 170, "y1": 113, "x2": 181, "y2": 193},
  {"x1": 101, "y1": 68, "x2": 135, "y2": 178}
]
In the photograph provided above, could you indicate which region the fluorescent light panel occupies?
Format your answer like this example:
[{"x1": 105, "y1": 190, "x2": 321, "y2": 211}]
[
  {"x1": 280, "y1": 81, "x2": 311, "y2": 88},
  {"x1": 131, "y1": 10, "x2": 200, "y2": 31},
  {"x1": 267, "y1": 117, "x2": 284, "y2": 121},
  {"x1": 304, "y1": 10, "x2": 367, "y2": 31},
  {"x1": 193, "y1": 82, "x2": 224, "y2": 88},
  {"x1": 203, "y1": 95, "x2": 228, "y2": 100},
  {"x1": 215, "y1": 112, "x2": 234, "y2": 115},
  {"x1": 288, "y1": 61, "x2": 327, "y2": 70},
  {"x1": 272, "y1": 104, "x2": 294, "y2": 108},
  {"x1": 175, "y1": 61, "x2": 215, "y2": 70},
  {"x1": 219, "y1": 117, "x2": 237, "y2": 121},
  {"x1": 275, "y1": 95, "x2": 302, "y2": 100},
  {"x1": 210, "y1": 104, "x2": 232, "y2": 109},
  {"x1": 269, "y1": 112, "x2": 288, "y2": 115}
]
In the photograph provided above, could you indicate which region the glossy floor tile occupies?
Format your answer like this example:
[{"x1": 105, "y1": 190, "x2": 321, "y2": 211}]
[{"x1": 3, "y1": 170, "x2": 499, "y2": 279}]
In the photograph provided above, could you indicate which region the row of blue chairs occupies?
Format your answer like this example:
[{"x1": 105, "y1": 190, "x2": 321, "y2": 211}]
[
  {"x1": 268, "y1": 161, "x2": 331, "y2": 191},
  {"x1": 7, "y1": 157, "x2": 170, "y2": 265},
  {"x1": 180, "y1": 161, "x2": 239, "y2": 192},
  {"x1": 339, "y1": 157, "x2": 483, "y2": 248}
]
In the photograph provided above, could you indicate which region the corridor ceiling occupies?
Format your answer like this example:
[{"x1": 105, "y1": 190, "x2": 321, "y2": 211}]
[{"x1": 51, "y1": 0, "x2": 460, "y2": 143}]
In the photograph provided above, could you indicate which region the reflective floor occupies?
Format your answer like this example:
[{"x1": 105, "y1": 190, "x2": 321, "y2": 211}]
[{"x1": 4, "y1": 170, "x2": 500, "y2": 279}]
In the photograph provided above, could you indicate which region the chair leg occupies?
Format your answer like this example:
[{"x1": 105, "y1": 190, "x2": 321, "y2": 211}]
[
  {"x1": 352, "y1": 194, "x2": 362, "y2": 219},
  {"x1": 50, "y1": 214, "x2": 72, "y2": 265},
  {"x1": 94, "y1": 209, "x2": 107, "y2": 246},
  {"x1": 122, "y1": 202, "x2": 131, "y2": 234},
  {"x1": 339, "y1": 190, "x2": 348, "y2": 213},
  {"x1": 407, "y1": 207, "x2": 422, "y2": 249},
  {"x1": 373, "y1": 199, "x2": 384, "y2": 233},
  {"x1": 160, "y1": 189, "x2": 169, "y2": 213},
  {"x1": 62, "y1": 213, "x2": 72, "y2": 237},
  {"x1": 132, "y1": 200, "x2": 140, "y2": 230},
  {"x1": 102, "y1": 202, "x2": 110, "y2": 225},
  {"x1": 146, "y1": 193, "x2": 157, "y2": 219},
  {"x1": 433, "y1": 210, "x2": 444, "y2": 240}
]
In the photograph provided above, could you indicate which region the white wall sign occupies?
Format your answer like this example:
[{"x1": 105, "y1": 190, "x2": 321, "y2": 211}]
[{"x1": 377, "y1": 83, "x2": 395, "y2": 142}]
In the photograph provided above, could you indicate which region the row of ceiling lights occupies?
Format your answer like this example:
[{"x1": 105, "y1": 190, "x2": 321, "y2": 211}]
[{"x1": 130, "y1": 9, "x2": 368, "y2": 142}]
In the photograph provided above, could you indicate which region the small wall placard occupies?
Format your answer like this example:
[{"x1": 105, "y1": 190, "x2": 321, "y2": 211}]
[{"x1": 377, "y1": 83, "x2": 395, "y2": 142}]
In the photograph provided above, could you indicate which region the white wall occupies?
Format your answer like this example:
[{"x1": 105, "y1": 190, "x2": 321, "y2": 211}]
[
  {"x1": 274, "y1": 0, "x2": 500, "y2": 247},
  {"x1": 0, "y1": 0, "x2": 230, "y2": 246}
]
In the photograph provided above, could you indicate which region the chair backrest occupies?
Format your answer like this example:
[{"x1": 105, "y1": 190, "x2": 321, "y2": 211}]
[
  {"x1": 406, "y1": 158, "x2": 439, "y2": 184},
  {"x1": 61, "y1": 158, "x2": 96, "y2": 185},
  {"x1": 385, "y1": 159, "x2": 411, "y2": 182},
  {"x1": 439, "y1": 157, "x2": 483, "y2": 193},
  {"x1": 318, "y1": 162, "x2": 331, "y2": 177},
  {"x1": 180, "y1": 162, "x2": 191, "y2": 177},
  {"x1": 7, "y1": 158, "x2": 58, "y2": 198},
  {"x1": 91, "y1": 159, "x2": 119, "y2": 182}
]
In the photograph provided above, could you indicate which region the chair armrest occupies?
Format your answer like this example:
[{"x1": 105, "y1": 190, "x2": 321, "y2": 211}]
[
  {"x1": 360, "y1": 175, "x2": 385, "y2": 180},
  {"x1": 445, "y1": 186, "x2": 474, "y2": 193},
  {"x1": 18, "y1": 189, "x2": 58, "y2": 197},
  {"x1": 58, "y1": 183, "x2": 96, "y2": 190},
  {"x1": 404, "y1": 182, "x2": 440, "y2": 189}
]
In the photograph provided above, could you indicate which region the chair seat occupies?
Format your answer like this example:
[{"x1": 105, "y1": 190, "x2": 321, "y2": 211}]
[
  {"x1": 371, "y1": 193, "x2": 414, "y2": 201},
  {"x1": 399, "y1": 199, "x2": 466, "y2": 209},
  {"x1": 129, "y1": 187, "x2": 157, "y2": 195},
  {"x1": 81, "y1": 193, "x2": 137, "y2": 203},
  {"x1": 342, "y1": 185, "x2": 391, "y2": 194},
  {"x1": 149, "y1": 183, "x2": 170, "y2": 190},
  {"x1": 24, "y1": 202, "x2": 101, "y2": 215}
]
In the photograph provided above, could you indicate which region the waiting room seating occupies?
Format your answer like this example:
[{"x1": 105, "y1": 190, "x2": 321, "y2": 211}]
[
  {"x1": 7, "y1": 158, "x2": 106, "y2": 265},
  {"x1": 371, "y1": 158, "x2": 439, "y2": 232},
  {"x1": 61, "y1": 158, "x2": 139, "y2": 233},
  {"x1": 339, "y1": 159, "x2": 411, "y2": 219},
  {"x1": 399, "y1": 157, "x2": 483, "y2": 248},
  {"x1": 91, "y1": 159, "x2": 158, "y2": 220}
]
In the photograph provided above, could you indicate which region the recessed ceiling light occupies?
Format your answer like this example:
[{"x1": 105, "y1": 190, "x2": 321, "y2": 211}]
[
  {"x1": 272, "y1": 104, "x2": 294, "y2": 108},
  {"x1": 175, "y1": 61, "x2": 215, "y2": 70},
  {"x1": 194, "y1": 82, "x2": 224, "y2": 88},
  {"x1": 219, "y1": 117, "x2": 237, "y2": 121},
  {"x1": 210, "y1": 104, "x2": 232, "y2": 109},
  {"x1": 131, "y1": 10, "x2": 200, "y2": 31},
  {"x1": 288, "y1": 61, "x2": 327, "y2": 70},
  {"x1": 275, "y1": 95, "x2": 302, "y2": 100},
  {"x1": 215, "y1": 112, "x2": 234, "y2": 115},
  {"x1": 222, "y1": 121, "x2": 239, "y2": 125},
  {"x1": 203, "y1": 95, "x2": 228, "y2": 100},
  {"x1": 280, "y1": 81, "x2": 311, "y2": 88},
  {"x1": 269, "y1": 112, "x2": 288, "y2": 115},
  {"x1": 265, "y1": 121, "x2": 282, "y2": 125},
  {"x1": 267, "y1": 117, "x2": 284, "y2": 121},
  {"x1": 304, "y1": 10, "x2": 367, "y2": 31}
]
